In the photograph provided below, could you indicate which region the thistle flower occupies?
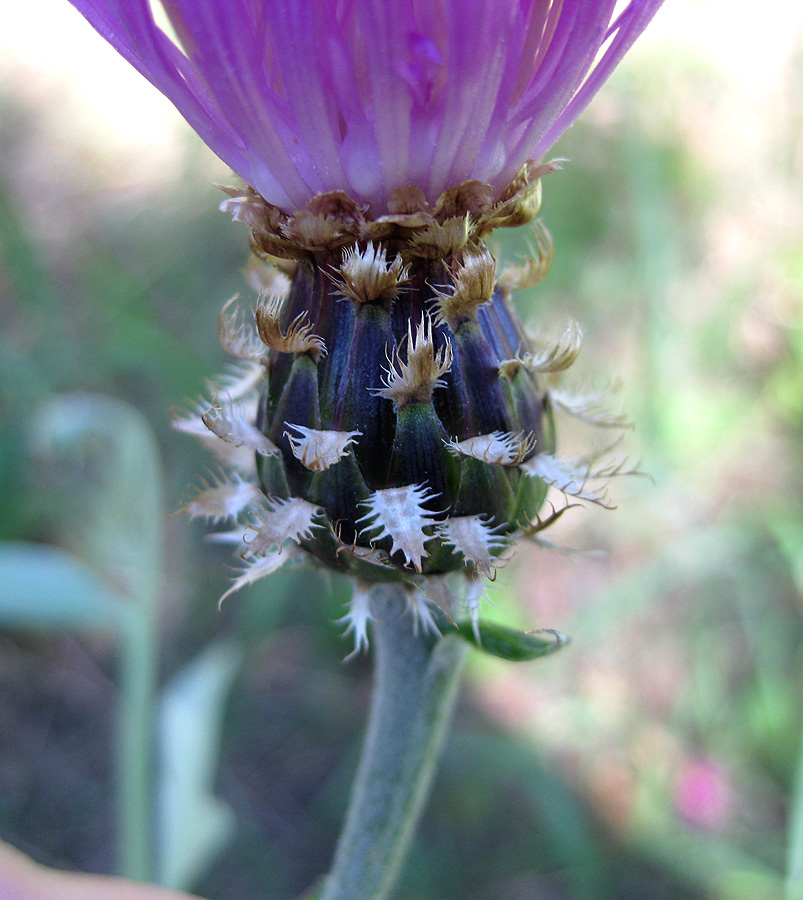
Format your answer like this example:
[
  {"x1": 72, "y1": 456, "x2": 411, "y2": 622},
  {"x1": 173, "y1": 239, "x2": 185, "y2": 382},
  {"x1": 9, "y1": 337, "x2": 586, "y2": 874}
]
[{"x1": 71, "y1": 0, "x2": 663, "y2": 634}]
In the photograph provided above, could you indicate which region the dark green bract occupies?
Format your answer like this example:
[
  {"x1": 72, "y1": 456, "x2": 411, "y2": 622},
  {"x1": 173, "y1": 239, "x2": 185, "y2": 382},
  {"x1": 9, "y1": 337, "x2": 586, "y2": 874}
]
[{"x1": 254, "y1": 249, "x2": 553, "y2": 581}]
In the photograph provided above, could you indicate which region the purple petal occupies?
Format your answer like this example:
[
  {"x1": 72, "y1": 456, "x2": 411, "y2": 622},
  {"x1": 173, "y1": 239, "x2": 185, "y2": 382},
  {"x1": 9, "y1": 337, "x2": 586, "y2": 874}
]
[
  {"x1": 533, "y1": 0, "x2": 668, "y2": 154},
  {"x1": 67, "y1": 0, "x2": 665, "y2": 212}
]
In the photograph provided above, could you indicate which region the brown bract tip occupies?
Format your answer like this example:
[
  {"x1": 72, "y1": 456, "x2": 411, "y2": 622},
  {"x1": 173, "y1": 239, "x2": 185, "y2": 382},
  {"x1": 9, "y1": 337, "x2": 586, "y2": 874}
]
[
  {"x1": 255, "y1": 294, "x2": 327, "y2": 361},
  {"x1": 377, "y1": 317, "x2": 452, "y2": 407},
  {"x1": 434, "y1": 180, "x2": 496, "y2": 222},
  {"x1": 387, "y1": 184, "x2": 429, "y2": 215},
  {"x1": 245, "y1": 257, "x2": 293, "y2": 297},
  {"x1": 498, "y1": 220, "x2": 554, "y2": 295},
  {"x1": 306, "y1": 190, "x2": 367, "y2": 221},
  {"x1": 433, "y1": 247, "x2": 497, "y2": 329},
  {"x1": 281, "y1": 209, "x2": 358, "y2": 252},
  {"x1": 335, "y1": 243, "x2": 409, "y2": 305},
  {"x1": 219, "y1": 160, "x2": 557, "y2": 257}
]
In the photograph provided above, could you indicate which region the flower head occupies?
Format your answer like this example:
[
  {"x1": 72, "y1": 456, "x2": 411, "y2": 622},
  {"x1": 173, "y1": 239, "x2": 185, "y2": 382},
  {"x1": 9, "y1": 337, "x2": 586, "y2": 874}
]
[
  {"x1": 70, "y1": 0, "x2": 660, "y2": 630},
  {"x1": 69, "y1": 0, "x2": 663, "y2": 213}
]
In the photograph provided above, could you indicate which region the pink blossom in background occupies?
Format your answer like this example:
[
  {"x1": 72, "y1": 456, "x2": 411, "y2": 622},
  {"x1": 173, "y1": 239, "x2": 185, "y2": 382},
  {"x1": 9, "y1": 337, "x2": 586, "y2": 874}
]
[
  {"x1": 67, "y1": 0, "x2": 664, "y2": 213},
  {"x1": 674, "y1": 758, "x2": 733, "y2": 831}
]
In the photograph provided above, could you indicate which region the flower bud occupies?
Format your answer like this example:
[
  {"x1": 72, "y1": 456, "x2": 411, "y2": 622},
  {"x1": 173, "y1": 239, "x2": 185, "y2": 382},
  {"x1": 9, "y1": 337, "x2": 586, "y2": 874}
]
[{"x1": 175, "y1": 171, "x2": 633, "y2": 603}]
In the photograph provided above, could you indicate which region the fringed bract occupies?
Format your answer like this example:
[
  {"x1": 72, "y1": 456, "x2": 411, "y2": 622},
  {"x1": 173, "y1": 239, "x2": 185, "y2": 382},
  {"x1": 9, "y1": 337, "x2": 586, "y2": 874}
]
[
  {"x1": 218, "y1": 296, "x2": 267, "y2": 361},
  {"x1": 433, "y1": 247, "x2": 496, "y2": 329},
  {"x1": 436, "y1": 515, "x2": 507, "y2": 577},
  {"x1": 244, "y1": 497, "x2": 323, "y2": 556},
  {"x1": 284, "y1": 424, "x2": 361, "y2": 472},
  {"x1": 358, "y1": 484, "x2": 440, "y2": 573},
  {"x1": 445, "y1": 431, "x2": 535, "y2": 466},
  {"x1": 376, "y1": 318, "x2": 452, "y2": 407},
  {"x1": 180, "y1": 470, "x2": 261, "y2": 523},
  {"x1": 501, "y1": 321, "x2": 582, "y2": 376},
  {"x1": 255, "y1": 293, "x2": 327, "y2": 360},
  {"x1": 549, "y1": 386, "x2": 630, "y2": 428},
  {"x1": 336, "y1": 243, "x2": 409, "y2": 305}
]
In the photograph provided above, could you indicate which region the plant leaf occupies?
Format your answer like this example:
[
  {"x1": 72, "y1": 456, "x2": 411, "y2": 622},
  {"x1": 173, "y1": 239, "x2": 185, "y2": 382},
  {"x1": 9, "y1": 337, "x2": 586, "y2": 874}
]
[
  {"x1": 453, "y1": 619, "x2": 569, "y2": 661},
  {"x1": 156, "y1": 641, "x2": 243, "y2": 890},
  {"x1": 0, "y1": 542, "x2": 128, "y2": 629}
]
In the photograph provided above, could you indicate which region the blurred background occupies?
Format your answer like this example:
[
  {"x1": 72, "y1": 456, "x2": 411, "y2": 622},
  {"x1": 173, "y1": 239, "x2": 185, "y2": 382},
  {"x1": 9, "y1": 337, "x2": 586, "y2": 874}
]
[{"x1": 0, "y1": 1, "x2": 801, "y2": 898}]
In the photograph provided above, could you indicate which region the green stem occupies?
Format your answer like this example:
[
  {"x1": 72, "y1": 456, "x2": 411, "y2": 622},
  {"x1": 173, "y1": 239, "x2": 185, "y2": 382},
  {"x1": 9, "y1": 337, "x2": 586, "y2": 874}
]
[
  {"x1": 118, "y1": 604, "x2": 158, "y2": 881},
  {"x1": 320, "y1": 583, "x2": 468, "y2": 900}
]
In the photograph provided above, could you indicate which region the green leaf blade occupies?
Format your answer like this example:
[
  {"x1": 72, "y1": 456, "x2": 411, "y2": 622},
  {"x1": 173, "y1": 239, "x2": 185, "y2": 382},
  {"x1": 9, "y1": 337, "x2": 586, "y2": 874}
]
[{"x1": 454, "y1": 619, "x2": 570, "y2": 662}]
